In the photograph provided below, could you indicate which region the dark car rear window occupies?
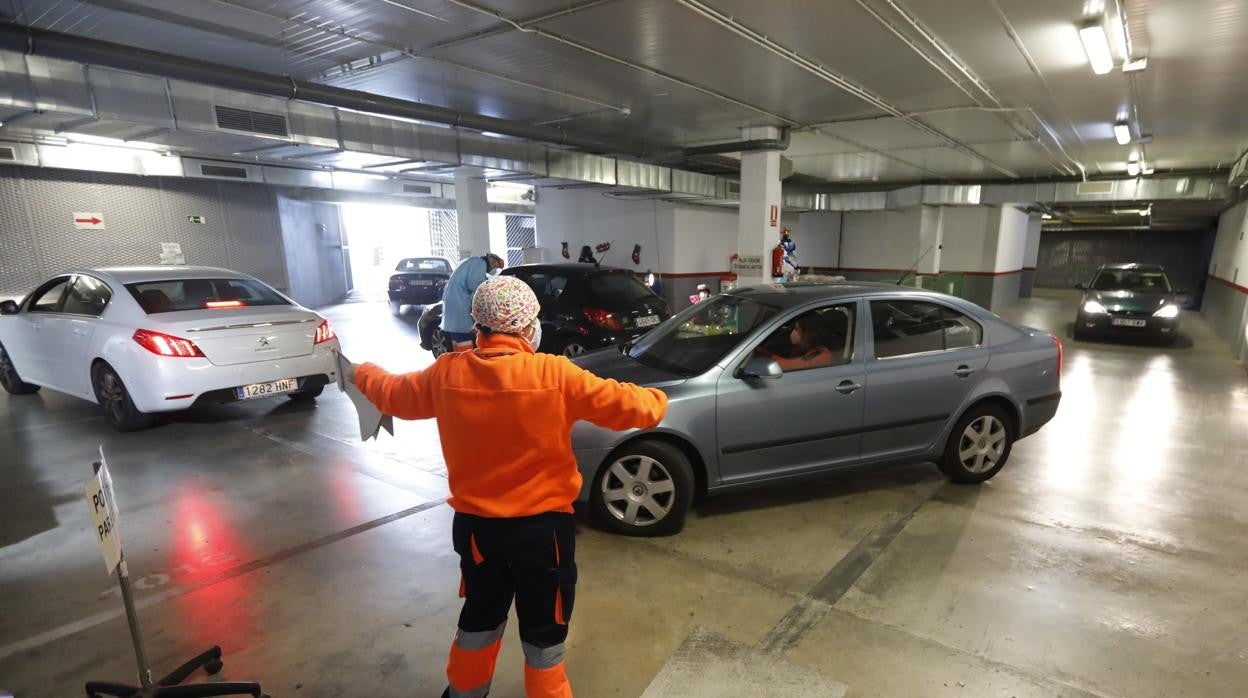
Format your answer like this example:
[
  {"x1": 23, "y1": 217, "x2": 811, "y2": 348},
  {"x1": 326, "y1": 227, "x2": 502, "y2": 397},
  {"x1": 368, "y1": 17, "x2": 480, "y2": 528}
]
[
  {"x1": 396, "y1": 258, "x2": 452, "y2": 273},
  {"x1": 586, "y1": 273, "x2": 656, "y2": 304},
  {"x1": 126, "y1": 278, "x2": 290, "y2": 314}
]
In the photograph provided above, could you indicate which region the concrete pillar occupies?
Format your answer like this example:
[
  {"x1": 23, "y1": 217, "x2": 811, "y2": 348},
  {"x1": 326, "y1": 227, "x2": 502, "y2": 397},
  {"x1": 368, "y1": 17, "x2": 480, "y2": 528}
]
[
  {"x1": 1020, "y1": 213, "x2": 1043, "y2": 298},
  {"x1": 917, "y1": 207, "x2": 945, "y2": 283},
  {"x1": 736, "y1": 128, "x2": 784, "y2": 286},
  {"x1": 454, "y1": 171, "x2": 491, "y2": 261}
]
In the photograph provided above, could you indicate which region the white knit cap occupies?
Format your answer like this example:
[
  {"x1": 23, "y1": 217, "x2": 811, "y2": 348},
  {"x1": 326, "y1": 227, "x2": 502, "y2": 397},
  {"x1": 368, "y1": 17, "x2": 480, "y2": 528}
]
[{"x1": 471, "y1": 275, "x2": 540, "y2": 333}]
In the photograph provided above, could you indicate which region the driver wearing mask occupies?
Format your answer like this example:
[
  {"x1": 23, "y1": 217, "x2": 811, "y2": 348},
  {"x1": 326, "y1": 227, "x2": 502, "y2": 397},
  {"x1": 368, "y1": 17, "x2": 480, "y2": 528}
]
[
  {"x1": 756, "y1": 314, "x2": 838, "y2": 371},
  {"x1": 341, "y1": 275, "x2": 668, "y2": 698}
]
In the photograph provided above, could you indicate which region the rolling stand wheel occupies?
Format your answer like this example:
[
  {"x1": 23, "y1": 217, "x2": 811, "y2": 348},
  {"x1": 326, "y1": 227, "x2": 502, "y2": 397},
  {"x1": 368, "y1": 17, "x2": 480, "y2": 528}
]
[{"x1": 204, "y1": 659, "x2": 224, "y2": 676}]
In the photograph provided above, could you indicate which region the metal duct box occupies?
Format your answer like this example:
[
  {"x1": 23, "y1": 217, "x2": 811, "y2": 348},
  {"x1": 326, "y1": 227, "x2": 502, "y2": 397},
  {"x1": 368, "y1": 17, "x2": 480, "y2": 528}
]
[
  {"x1": 1075, "y1": 180, "x2": 1116, "y2": 197},
  {"x1": 548, "y1": 151, "x2": 616, "y2": 185},
  {"x1": 184, "y1": 158, "x2": 260, "y2": 181},
  {"x1": 616, "y1": 160, "x2": 671, "y2": 192},
  {"x1": 0, "y1": 141, "x2": 37, "y2": 166}
]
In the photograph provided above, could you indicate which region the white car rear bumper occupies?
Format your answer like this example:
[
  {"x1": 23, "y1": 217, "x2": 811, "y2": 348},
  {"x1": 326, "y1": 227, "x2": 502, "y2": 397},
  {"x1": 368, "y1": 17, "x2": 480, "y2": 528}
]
[{"x1": 120, "y1": 340, "x2": 340, "y2": 413}]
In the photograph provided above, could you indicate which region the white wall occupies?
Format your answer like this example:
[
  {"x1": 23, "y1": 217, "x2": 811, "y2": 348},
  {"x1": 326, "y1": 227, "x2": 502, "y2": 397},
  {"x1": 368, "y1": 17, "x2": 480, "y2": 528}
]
[
  {"x1": 840, "y1": 208, "x2": 924, "y2": 270},
  {"x1": 535, "y1": 189, "x2": 674, "y2": 272},
  {"x1": 796, "y1": 211, "x2": 843, "y2": 268},
  {"x1": 672, "y1": 205, "x2": 738, "y2": 273},
  {"x1": 993, "y1": 206, "x2": 1030, "y2": 273},
  {"x1": 940, "y1": 206, "x2": 1001, "y2": 273},
  {"x1": 1210, "y1": 200, "x2": 1248, "y2": 284}
]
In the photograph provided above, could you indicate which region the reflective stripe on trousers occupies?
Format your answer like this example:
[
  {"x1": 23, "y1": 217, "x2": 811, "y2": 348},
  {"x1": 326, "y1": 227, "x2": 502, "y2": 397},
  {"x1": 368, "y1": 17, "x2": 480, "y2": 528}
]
[{"x1": 446, "y1": 622, "x2": 506, "y2": 698}]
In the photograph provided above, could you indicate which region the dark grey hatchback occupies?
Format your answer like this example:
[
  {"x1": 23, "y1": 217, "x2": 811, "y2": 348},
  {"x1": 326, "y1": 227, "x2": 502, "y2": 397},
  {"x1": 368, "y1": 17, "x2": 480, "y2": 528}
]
[{"x1": 1074, "y1": 263, "x2": 1184, "y2": 343}]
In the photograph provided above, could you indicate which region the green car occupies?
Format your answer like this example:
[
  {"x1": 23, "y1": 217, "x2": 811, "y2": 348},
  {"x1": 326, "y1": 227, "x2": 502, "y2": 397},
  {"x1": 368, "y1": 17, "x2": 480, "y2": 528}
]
[{"x1": 1074, "y1": 263, "x2": 1185, "y2": 343}]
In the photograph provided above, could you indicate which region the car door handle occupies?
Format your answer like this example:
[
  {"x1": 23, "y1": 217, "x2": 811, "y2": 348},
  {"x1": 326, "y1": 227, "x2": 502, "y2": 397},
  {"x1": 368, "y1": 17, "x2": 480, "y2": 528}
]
[
  {"x1": 835, "y1": 380, "x2": 861, "y2": 395},
  {"x1": 954, "y1": 365, "x2": 975, "y2": 378}
]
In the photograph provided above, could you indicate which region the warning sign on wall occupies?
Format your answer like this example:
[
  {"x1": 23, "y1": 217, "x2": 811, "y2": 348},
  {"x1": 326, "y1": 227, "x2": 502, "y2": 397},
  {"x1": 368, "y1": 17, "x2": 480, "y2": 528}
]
[
  {"x1": 74, "y1": 213, "x2": 105, "y2": 230},
  {"x1": 769, "y1": 205, "x2": 779, "y2": 227},
  {"x1": 187, "y1": 215, "x2": 206, "y2": 224}
]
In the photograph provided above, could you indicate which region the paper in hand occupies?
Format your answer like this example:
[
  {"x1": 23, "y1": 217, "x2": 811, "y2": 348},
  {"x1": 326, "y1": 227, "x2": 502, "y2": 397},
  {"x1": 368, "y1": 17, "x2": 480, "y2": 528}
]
[{"x1": 336, "y1": 351, "x2": 395, "y2": 441}]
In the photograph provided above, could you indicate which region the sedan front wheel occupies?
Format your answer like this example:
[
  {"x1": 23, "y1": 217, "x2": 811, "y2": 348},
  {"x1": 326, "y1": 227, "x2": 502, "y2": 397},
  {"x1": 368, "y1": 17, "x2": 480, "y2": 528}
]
[{"x1": 591, "y1": 440, "x2": 694, "y2": 537}]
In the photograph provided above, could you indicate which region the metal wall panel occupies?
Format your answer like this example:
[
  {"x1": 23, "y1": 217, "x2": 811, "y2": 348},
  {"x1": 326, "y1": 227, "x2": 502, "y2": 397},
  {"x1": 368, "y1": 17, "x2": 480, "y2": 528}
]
[
  {"x1": 1035, "y1": 229, "x2": 1213, "y2": 293},
  {"x1": 0, "y1": 172, "x2": 40, "y2": 293},
  {"x1": 0, "y1": 166, "x2": 289, "y2": 295}
]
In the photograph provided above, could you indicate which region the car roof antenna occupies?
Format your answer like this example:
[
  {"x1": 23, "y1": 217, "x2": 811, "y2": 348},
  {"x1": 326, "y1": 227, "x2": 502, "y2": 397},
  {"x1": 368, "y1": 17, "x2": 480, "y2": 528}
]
[{"x1": 896, "y1": 245, "x2": 936, "y2": 285}]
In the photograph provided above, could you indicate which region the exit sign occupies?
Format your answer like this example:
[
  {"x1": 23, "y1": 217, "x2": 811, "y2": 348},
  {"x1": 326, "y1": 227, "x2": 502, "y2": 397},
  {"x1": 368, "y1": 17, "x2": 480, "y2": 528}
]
[{"x1": 187, "y1": 215, "x2": 206, "y2": 224}]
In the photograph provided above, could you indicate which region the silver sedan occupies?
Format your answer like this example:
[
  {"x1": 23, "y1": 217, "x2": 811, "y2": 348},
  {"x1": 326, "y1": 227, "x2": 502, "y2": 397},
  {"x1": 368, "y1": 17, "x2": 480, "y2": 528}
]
[{"x1": 571, "y1": 282, "x2": 1063, "y2": 536}]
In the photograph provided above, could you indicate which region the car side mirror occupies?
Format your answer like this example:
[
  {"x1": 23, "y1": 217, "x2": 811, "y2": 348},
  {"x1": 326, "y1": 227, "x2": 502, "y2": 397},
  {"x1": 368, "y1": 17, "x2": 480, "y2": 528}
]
[
  {"x1": 0, "y1": 300, "x2": 19, "y2": 315},
  {"x1": 742, "y1": 357, "x2": 783, "y2": 380}
]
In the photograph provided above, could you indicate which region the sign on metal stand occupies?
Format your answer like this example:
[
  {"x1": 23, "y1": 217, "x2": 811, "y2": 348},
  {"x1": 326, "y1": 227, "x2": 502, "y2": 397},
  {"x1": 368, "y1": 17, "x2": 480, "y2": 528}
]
[{"x1": 84, "y1": 447, "x2": 154, "y2": 690}]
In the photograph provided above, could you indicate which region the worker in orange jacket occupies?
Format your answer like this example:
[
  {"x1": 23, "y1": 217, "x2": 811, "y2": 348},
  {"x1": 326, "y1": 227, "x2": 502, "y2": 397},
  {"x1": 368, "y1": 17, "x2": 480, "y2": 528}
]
[{"x1": 340, "y1": 275, "x2": 668, "y2": 698}]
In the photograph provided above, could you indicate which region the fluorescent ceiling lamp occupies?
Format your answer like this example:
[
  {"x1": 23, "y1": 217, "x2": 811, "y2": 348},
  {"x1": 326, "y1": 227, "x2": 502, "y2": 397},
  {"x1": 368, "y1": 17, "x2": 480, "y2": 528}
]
[
  {"x1": 1126, "y1": 160, "x2": 1140, "y2": 176},
  {"x1": 1113, "y1": 122, "x2": 1131, "y2": 145},
  {"x1": 1078, "y1": 21, "x2": 1114, "y2": 75}
]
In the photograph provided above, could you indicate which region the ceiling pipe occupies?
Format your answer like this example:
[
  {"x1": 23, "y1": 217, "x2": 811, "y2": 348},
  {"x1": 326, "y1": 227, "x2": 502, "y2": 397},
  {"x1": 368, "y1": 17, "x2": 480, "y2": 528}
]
[
  {"x1": 0, "y1": 21, "x2": 641, "y2": 157},
  {"x1": 681, "y1": 128, "x2": 791, "y2": 156}
]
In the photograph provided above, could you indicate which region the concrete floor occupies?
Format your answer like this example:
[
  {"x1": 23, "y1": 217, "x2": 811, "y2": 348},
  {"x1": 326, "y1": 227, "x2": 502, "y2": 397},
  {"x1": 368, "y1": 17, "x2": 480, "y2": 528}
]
[{"x1": 2, "y1": 289, "x2": 1246, "y2": 697}]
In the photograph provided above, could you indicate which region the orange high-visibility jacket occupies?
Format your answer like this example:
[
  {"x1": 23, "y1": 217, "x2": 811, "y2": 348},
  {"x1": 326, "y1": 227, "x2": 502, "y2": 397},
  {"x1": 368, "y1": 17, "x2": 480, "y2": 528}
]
[{"x1": 355, "y1": 333, "x2": 668, "y2": 518}]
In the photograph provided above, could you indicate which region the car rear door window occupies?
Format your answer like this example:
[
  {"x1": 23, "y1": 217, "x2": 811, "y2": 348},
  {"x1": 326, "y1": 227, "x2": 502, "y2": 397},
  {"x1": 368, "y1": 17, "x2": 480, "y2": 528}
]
[
  {"x1": 871, "y1": 300, "x2": 982, "y2": 358},
  {"x1": 942, "y1": 306, "x2": 983, "y2": 350},
  {"x1": 27, "y1": 278, "x2": 70, "y2": 313},
  {"x1": 62, "y1": 275, "x2": 113, "y2": 316}
]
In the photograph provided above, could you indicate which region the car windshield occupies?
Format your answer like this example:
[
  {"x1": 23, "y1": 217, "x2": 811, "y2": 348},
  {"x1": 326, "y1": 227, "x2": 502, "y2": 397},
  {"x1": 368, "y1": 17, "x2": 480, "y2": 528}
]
[
  {"x1": 1091, "y1": 269, "x2": 1171, "y2": 293},
  {"x1": 126, "y1": 278, "x2": 290, "y2": 313},
  {"x1": 396, "y1": 258, "x2": 451, "y2": 273},
  {"x1": 627, "y1": 295, "x2": 779, "y2": 377},
  {"x1": 586, "y1": 272, "x2": 656, "y2": 304}
]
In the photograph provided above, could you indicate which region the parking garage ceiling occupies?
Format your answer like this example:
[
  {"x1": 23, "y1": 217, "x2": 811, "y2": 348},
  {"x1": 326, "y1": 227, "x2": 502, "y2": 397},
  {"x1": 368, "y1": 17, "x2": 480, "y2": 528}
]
[{"x1": 3, "y1": 0, "x2": 1248, "y2": 197}]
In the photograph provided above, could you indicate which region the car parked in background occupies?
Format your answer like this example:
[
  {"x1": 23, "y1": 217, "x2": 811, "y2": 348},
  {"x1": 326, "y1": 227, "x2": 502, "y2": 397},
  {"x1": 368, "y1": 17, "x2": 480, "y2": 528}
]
[
  {"x1": 0, "y1": 266, "x2": 339, "y2": 431},
  {"x1": 418, "y1": 263, "x2": 671, "y2": 357},
  {"x1": 1074, "y1": 263, "x2": 1185, "y2": 343},
  {"x1": 388, "y1": 257, "x2": 453, "y2": 315},
  {"x1": 567, "y1": 282, "x2": 1063, "y2": 536}
]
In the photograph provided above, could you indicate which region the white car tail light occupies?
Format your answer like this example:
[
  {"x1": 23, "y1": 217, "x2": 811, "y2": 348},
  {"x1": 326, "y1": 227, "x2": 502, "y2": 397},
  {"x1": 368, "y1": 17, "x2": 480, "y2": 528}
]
[
  {"x1": 314, "y1": 319, "x2": 336, "y2": 345},
  {"x1": 133, "y1": 329, "x2": 205, "y2": 358},
  {"x1": 1054, "y1": 335, "x2": 1063, "y2": 381}
]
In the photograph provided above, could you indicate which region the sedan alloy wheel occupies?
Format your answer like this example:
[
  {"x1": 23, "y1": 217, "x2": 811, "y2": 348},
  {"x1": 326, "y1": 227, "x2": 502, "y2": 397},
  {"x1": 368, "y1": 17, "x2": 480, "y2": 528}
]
[
  {"x1": 592, "y1": 440, "x2": 695, "y2": 537},
  {"x1": 958, "y1": 415, "x2": 1007, "y2": 474}
]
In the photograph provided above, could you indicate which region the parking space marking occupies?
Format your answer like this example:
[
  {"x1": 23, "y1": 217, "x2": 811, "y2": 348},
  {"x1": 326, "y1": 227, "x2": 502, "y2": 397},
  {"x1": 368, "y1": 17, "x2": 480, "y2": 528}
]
[
  {"x1": 0, "y1": 499, "x2": 444, "y2": 661},
  {"x1": 756, "y1": 480, "x2": 943, "y2": 656}
]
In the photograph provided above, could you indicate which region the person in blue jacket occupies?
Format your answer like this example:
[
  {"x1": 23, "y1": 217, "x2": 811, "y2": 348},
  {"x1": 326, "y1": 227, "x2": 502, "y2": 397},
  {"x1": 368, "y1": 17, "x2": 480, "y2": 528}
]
[{"x1": 441, "y1": 253, "x2": 505, "y2": 351}]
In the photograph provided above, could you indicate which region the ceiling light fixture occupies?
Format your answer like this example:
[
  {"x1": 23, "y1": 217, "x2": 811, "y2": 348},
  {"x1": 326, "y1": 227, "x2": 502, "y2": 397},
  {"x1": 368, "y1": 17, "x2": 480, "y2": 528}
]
[
  {"x1": 1141, "y1": 163, "x2": 1155, "y2": 175},
  {"x1": 1127, "y1": 160, "x2": 1140, "y2": 177},
  {"x1": 1078, "y1": 20, "x2": 1114, "y2": 75},
  {"x1": 1113, "y1": 121, "x2": 1131, "y2": 145}
]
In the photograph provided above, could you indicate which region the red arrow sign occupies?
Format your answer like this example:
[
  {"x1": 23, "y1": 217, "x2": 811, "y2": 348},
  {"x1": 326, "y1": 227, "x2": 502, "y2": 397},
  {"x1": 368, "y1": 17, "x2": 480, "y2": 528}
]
[{"x1": 75, "y1": 217, "x2": 102, "y2": 225}]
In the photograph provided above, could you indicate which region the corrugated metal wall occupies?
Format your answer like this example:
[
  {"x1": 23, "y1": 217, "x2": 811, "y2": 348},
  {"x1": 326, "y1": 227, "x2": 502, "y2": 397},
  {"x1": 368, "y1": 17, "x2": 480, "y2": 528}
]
[
  {"x1": 1035, "y1": 229, "x2": 1214, "y2": 291},
  {"x1": 0, "y1": 165, "x2": 288, "y2": 296}
]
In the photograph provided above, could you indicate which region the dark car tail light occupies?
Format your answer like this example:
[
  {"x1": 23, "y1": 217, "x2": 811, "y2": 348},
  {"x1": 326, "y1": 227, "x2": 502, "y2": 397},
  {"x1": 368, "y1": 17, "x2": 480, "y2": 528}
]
[
  {"x1": 314, "y1": 319, "x2": 337, "y2": 345},
  {"x1": 389, "y1": 276, "x2": 405, "y2": 291},
  {"x1": 133, "y1": 329, "x2": 205, "y2": 358},
  {"x1": 582, "y1": 308, "x2": 623, "y2": 331}
]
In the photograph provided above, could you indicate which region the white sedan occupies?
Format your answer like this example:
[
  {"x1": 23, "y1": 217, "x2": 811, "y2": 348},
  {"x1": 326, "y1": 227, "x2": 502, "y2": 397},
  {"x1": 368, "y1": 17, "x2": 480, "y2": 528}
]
[{"x1": 0, "y1": 266, "x2": 340, "y2": 431}]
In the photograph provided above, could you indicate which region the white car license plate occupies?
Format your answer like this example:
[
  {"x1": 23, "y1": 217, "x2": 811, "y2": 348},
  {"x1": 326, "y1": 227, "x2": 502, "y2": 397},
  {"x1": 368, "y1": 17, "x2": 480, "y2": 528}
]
[
  {"x1": 1111, "y1": 318, "x2": 1147, "y2": 328},
  {"x1": 236, "y1": 378, "x2": 299, "y2": 400},
  {"x1": 636, "y1": 315, "x2": 660, "y2": 327},
  {"x1": 410, "y1": 279, "x2": 433, "y2": 286}
]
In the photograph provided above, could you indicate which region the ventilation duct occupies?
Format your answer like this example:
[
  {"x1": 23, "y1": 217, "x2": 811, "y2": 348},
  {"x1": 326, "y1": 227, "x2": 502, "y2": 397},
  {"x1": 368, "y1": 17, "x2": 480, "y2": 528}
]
[{"x1": 787, "y1": 176, "x2": 1230, "y2": 211}]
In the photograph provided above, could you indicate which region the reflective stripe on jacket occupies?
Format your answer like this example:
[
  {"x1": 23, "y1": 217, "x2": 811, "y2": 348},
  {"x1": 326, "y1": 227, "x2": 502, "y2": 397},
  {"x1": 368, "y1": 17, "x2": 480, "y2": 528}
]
[{"x1": 355, "y1": 333, "x2": 668, "y2": 518}]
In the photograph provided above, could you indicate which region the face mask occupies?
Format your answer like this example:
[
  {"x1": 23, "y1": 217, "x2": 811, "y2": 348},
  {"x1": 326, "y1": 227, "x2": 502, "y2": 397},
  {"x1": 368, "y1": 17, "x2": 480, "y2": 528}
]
[
  {"x1": 488, "y1": 266, "x2": 501, "y2": 277},
  {"x1": 527, "y1": 321, "x2": 542, "y2": 350}
]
